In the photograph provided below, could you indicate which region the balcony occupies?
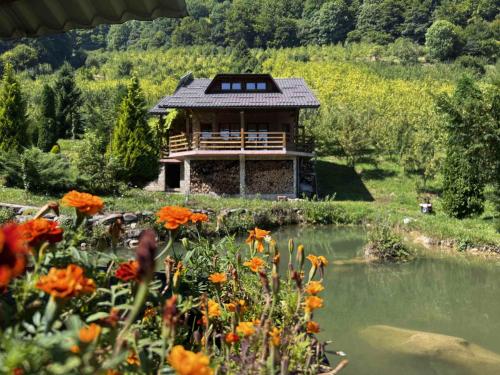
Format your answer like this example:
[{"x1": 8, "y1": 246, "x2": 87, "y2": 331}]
[{"x1": 163, "y1": 131, "x2": 314, "y2": 158}]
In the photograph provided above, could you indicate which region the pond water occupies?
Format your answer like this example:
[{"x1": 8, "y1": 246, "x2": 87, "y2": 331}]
[{"x1": 270, "y1": 225, "x2": 500, "y2": 375}]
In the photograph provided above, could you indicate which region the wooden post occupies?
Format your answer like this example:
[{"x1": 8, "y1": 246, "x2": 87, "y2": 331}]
[
  {"x1": 240, "y1": 110, "x2": 245, "y2": 150},
  {"x1": 282, "y1": 132, "x2": 287, "y2": 150}
]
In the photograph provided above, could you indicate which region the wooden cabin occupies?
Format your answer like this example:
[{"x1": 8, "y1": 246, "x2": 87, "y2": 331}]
[{"x1": 150, "y1": 73, "x2": 320, "y2": 198}]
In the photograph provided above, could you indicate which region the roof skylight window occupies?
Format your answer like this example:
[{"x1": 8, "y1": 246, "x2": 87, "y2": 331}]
[
  {"x1": 257, "y1": 82, "x2": 267, "y2": 90},
  {"x1": 232, "y1": 83, "x2": 242, "y2": 90},
  {"x1": 221, "y1": 83, "x2": 231, "y2": 90}
]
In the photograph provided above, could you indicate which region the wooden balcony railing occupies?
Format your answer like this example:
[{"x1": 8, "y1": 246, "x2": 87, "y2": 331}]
[{"x1": 164, "y1": 131, "x2": 314, "y2": 156}]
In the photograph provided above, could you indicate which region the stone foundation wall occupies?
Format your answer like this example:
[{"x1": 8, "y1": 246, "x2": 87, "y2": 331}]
[
  {"x1": 190, "y1": 160, "x2": 240, "y2": 195},
  {"x1": 245, "y1": 160, "x2": 294, "y2": 195}
]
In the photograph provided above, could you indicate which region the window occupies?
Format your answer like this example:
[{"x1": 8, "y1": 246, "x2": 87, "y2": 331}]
[
  {"x1": 257, "y1": 82, "x2": 267, "y2": 90},
  {"x1": 232, "y1": 82, "x2": 242, "y2": 90},
  {"x1": 221, "y1": 83, "x2": 231, "y2": 91},
  {"x1": 246, "y1": 82, "x2": 256, "y2": 90}
]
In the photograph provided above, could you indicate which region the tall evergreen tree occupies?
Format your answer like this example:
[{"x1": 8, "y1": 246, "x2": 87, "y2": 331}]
[
  {"x1": 437, "y1": 76, "x2": 498, "y2": 218},
  {"x1": 54, "y1": 63, "x2": 83, "y2": 139},
  {"x1": 108, "y1": 76, "x2": 158, "y2": 186},
  {"x1": 37, "y1": 84, "x2": 58, "y2": 152},
  {"x1": 0, "y1": 64, "x2": 28, "y2": 153}
]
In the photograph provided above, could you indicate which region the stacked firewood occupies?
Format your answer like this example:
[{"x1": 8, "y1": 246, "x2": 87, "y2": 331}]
[
  {"x1": 190, "y1": 160, "x2": 240, "y2": 195},
  {"x1": 246, "y1": 160, "x2": 293, "y2": 194}
]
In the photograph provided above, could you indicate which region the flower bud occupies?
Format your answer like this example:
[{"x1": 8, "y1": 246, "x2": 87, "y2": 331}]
[
  {"x1": 296, "y1": 244, "x2": 305, "y2": 271},
  {"x1": 136, "y1": 229, "x2": 157, "y2": 281},
  {"x1": 272, "y1": 271, "x2": 280, "y2": 295},
  {"x1": 288, "y1": 239, "x2": 294, "y2": 255}
]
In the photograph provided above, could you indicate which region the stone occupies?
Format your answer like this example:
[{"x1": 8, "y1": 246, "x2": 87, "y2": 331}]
[
  {"x1": 359, "y1": 325, "x2": 500, "y2": 374},
  {"x1": 128, "y1": 239, "x2": 139, "y2": 248},
  {"x1": 43, "y1": 213, "x2": 57, "y2": 220},
  {"x1": 99, "y1": 213, "x2": 123, "y2": 225},
  {"x1": 126, "y1": 229, "x2": 142, "y2": 239},
  {"x1": 403, "y1": 217, "x2": 414, "y2": 225},
  {"x1": 123, "y1": 213, "x2": 138, "y2": 223}
]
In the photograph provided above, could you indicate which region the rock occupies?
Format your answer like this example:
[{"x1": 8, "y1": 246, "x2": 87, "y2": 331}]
[
  {"x1": 43, "y1": 213, "x2": 57, "y2": 220},
  {"x1": 128, "y1": 239, "x2": 139, "y2": 248},
  {"x1": 359, "y1": 325, "x2": 500, "y2": 374},
  {"x1": 80, "y1": 243, "x2": 87, "y2": 249},
  {"x1": 403, "y1": 217, "x2": 414, "y2": 225},
  {"x1": 99, "y1": 213, "x2": 123, "y2": 225},
  {"x1": 16, "y1": 215, "x2": 33, "y2": 223},
  {"x1": 130, "y1": 222, "x2": 137, "y2": 229},
  {"x1": 126, "y1": 229, "x2": 142, "y2": 239},
  {"x1": 123, "y1": 213, "x2": 138, "y2": 223}
]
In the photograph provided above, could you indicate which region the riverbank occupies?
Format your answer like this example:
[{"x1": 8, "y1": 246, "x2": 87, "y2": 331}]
[{"x1": 1, "y1": 157, "x2": 498, "y2": 252}]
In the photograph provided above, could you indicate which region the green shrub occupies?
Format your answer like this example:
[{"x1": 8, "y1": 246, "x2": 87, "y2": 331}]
[
  {"x1": 0, "y1": 208, "x2": 15, "y2": 224},
  {"x1": 365, "y1": 221, "x2": 413, "y2": 262},
  {"x1": 425, "y1": 20, "x2": 463, "y2": 61},
  {"x1": 75, "y1": 131, "x2": 123, "y2": 195},
  {"x1": 0, "y1": 150, "x2": 22, "y2": 187},
  {"x1": 21, "y1": 148, "x2": 74, "y2": 193}
]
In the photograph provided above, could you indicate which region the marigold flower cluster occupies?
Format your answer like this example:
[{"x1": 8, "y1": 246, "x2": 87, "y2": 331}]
[
  {"x1": 156, "y1": 206, "x2": 209, "y2": 230},
  {"x1": 61, "y1": 190, "x2": 104, "y2": 216},
  {"x1": 243, "y1": 256, "x2": 266, "y2": 272},
  {"x1": 20, "y1": 218, "x2": 63, "y2": 247},
  {"x1": 36, "y1": 264, "x2": 96, "y2": 299},
  {"x1": 0, "y1": 223, "x2": 30, "y2": 290},
  {"x1": 245, "y1": 227, "x2": 270, "y2": 252},
  {"x1": 115, "y1": 260, "x2": 140, "y2": 282},
  {"x1": 168, "y1": 345, "x2": 213, "y2": 375}
]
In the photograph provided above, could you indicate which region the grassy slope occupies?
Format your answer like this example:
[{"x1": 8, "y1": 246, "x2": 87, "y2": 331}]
[{"x1": 316, "y1": 157, "x2": 499, "y2": 246}]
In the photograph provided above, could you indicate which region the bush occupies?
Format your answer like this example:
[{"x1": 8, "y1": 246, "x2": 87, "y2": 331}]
[
  {"x1": 455, "y1": 55, "x2": 486, "y2": 76},
  {"x1": 0, "y1": 208, "x2": 15, "y2": 224},
  {"x1": 0, "y1": 150, "x2": 22, "y2": 187},
  {"x1": 390, "y1": 37, "x2": 422, "y2": 64},
  {"x1": 21, "y1": 148, "x2": 74, "y2": 193},
  {"x1": 425, "y1": 20, "x2": 463, "y2": 61},
  {"x1": 75, "y1": 131, "x2": 124, "y2": 195},
  {"x1": 365, "y1": 221, "x2": 413, "y2": 262}
]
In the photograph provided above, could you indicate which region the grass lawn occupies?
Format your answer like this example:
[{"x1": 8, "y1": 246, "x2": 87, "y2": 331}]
[{"x1": 0, "y1": 152, "x2": 498, "y2": 247}]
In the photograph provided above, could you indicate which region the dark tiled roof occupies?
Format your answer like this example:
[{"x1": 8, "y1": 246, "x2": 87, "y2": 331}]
[
  {"x1": 0, "y1": 0, "x2": 187, "y2": 38},
  {"x1": 151, "y1": 78, "x2": 320, "y2": 112}
]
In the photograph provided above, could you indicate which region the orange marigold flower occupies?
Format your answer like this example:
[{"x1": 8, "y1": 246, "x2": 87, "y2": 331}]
[
  {"x1": 202, "y1": 299, "x2": 220, "y2": 325},
  {"x1": 13, "y1": 368, "x2": 24, "y2": 375},
  {"x1": 79, "y1": 323, "x2": 101, "y2": 343},
  {"x1": 236, "y1": 321, "x2": 255, "y2": 337},
  {"x1": 191, "y1": 212, "x2": 209, "y2": 224},
  {"x1": 168, "y1": 345, "x2": 213, "y2": 375},
  {"x1": 70, "y1": 345, "x2": 80, "y2": 354},
  {"x1": 20, "y1": 218, "x2": 63, "y2": 247},
  {"x1": 225, "y1": 332, "x2": 240, "y2": 344},
  {"x1": 127, "y1": 351, "x2": 140, "y2": 366},
  {"x1": 305, "y1": 296, "x2": 324, "y2": 312},
  {"x1": 306, "y1": 321, "x2": 320, "y2": 334},
  {"x1": 115, "y1": 260, "x2": 139, "y2": 282},
  {"x1": 106, "y1": 370, "x2": 121, "y2": 375},
  {"x1": 156, "y1": 206, "x2": 193, "y2": 230},
  {"x1": 269, "y1": 327, "x2": 281, "y2": 347},
  {"x1": 306, "y1": 255, "x2": 320, "y2": 267},
  {"x1": 61, "y1": 190, "x2": 104, "y2": 216},
  {"x1": 305, "y1": 281, "x2": 324, "y2": 295},
  {"x1": 0, "y1": 223, "x2": 29, "y2": 291},
  {"x1": 243, "y1": 257, "x2": 266, "y2": 273},
  {"x1": 143, "y1": 306, "x2": 157, "y2": 321},
  {"x1": 36, "y1": 264, "x2": 96, "y2": 299},
  {"x1": 225, "y1": 299, "x2": 247, "y2": 313},
  {"x1": 245, "y1": 228, "x2": 270, "y2": 252},
  {"x1": 208, "y1": 272, "x2": 226, "y2": 284}
]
